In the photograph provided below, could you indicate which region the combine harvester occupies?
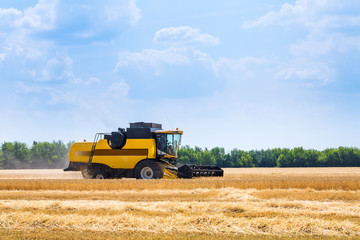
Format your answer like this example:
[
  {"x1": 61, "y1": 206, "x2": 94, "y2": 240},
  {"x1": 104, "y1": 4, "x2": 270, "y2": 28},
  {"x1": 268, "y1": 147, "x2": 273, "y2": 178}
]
[{"x1": 64, "y1": 122, "x2": 223, "y2": 179}]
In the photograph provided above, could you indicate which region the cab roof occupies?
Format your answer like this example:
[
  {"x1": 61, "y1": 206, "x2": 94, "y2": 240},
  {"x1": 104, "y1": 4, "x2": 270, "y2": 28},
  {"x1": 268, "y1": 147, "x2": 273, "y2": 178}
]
[{"x1": 154, "y1": 130, "x2": 183, "y2": 134}]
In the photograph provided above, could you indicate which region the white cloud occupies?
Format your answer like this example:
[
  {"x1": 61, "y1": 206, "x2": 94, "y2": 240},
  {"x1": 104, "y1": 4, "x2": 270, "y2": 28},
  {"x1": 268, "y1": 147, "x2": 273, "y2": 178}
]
[
  {"x1": 192, "y1": 49, "x2": 214, "y2": 68},
  {"x1": 291, "y1": 38, "x2": 332, "y2": 56},
  {"x1": 0, "y1": 1, "x2": 80, "y2": 84},
  {"x1": 15, "y1": 46, "x2": 79, "y2": 83},
  {"x1": 0, "y1": 1, "x2": 57, "y2": 31},
  {"x1": 243, "y1": 0, "x2": 360, "y2": 86},
  {"x1": 0, "y1": 0, "x2": 142, "y2": 84},
  {"x1": 243, "y1": 0, "x2": 360, "y2": 30},
  {"x1": 0, "y1": 7, "x2": 22, "y2": 17},
  {"x1": 1, "y1": 1, "x2": 358, "y2": 151},
  {"x1": 62, "y1": 68, "x2": 82, "y2": 84},
  {"x1": 103, "y1": 0, "x2": 141, "y2": 26},
  {"x1": 17, "y1": 0, "x2": 57, "y2": 30},
  {"x1": 213, "y1": 57, "x2": 265, "y2": 77},
  {"x1": 291, "y1": 33, "x2": 360, "y2": 56},
  {"x1": 153, "y1": 26, "x2": 220, "y2": 45},
  {"x1": 39, "y1": 53, "x2": 69, "y2": 81},
  {"x1": 109, "y1": 81, "x2": 130, "y2": 97},
  {"x1": 275, "y1": 64, "x2": 334, "y2": 84},
  {"x1": 313, "y1": 15, "x2": 360, "y2": 30},
  {"x1": 243, "y1": 0, "x2": 331, "y2": 28},
  {"x1": 194, "y1": 50, "x2": 264, "y2": 77},
  {"x1": 2, "y1": 34, "x2": 79, "y2": 83},
  {"x1": 84, "y1": 77, "x2": 101, "y2": 86},
  {"x1": 127, "y1": 0, "x2": 141, "y2": 26},
  {"x1": 115, "y1": 47, "x2": 190, "y2": 71},
  {"x1": 0, "y1": 8, "x2": 22, "y2": 29},
  {"x1": 18, "y1": 82, "x2": 76, "y2": 105},
  {"x1": 0, "y1": 53, "x2": 5, "y2": 66},
  {"x1": 115, "y1": 46, "x2": 265, "y2": 83}
]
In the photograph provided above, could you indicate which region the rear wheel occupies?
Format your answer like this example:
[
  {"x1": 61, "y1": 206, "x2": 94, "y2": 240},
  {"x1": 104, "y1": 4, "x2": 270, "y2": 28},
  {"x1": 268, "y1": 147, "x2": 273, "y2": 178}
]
[
  {"x1": 135, "y1": 160, "x2": 163, "y2": 179},
  {"x1": 93, "y1": 170, "x2": 108, "y2": 179}
]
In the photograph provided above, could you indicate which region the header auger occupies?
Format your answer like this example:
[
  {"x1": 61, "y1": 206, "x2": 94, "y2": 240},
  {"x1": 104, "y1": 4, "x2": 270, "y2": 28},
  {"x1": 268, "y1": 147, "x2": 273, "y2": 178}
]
[{"x1": 64, "y1": 122, "x2": 224, "y2": 179}]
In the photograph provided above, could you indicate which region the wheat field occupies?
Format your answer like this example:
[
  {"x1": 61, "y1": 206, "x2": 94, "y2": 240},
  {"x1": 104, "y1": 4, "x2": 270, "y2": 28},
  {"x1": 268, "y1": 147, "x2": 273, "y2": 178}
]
[{"x1": 0, "y1": 168, "x2": 359, "y2": 239}]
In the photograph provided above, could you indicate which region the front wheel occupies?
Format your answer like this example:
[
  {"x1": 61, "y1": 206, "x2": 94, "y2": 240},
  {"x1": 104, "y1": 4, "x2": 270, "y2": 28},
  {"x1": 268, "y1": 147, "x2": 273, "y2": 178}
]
[
  {"x1": 81, "y1": 166, "x2": 93, "y2": 179},
  {"x1": 134, "y1": 160, "x2": 163, "y2": 179}
]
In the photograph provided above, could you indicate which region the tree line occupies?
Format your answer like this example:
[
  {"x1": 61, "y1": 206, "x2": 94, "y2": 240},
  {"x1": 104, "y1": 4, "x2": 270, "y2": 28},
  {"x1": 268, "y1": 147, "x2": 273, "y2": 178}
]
[
  {"x1": 0, "y1": 141, "x2": 72, "y2": 169},
  {"x1": 178, "y1": 146, "x2": 360, "y2": 167},
  {"x1": 1, "y1": 141, "x2": 360, "y2": 169}
]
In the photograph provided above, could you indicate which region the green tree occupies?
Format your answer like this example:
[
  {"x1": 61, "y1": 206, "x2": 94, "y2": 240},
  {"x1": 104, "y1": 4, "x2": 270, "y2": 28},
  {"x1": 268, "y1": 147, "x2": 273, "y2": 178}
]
[
  {"x1": 337, "y1": 147, "x2": 360, "y2": 167},
  {"x1": 152, "y1": 145, "x2": 360, "y2": 168},
  {"x1": 201, "y1": 149, "x2": 216, "y2": 165},
  {"x1": 178, "y1": 145, "x2": 202, "y2": 165},
  {"x1": 292, "y1": 147, "x2": 306, "y2": 167},
  {"x1": 1, "y1": 142, "x2": 30, "y2": 168},
  {"x1": 229, "y1": 149, "x2": 243, "y2": 167},
  {"x1": 239, "y1": 153, "x2": 254, "y2": 167},
  {"x1": 277, "y1": 154, "x2": 286, "y2": 167},
  {"x1": 0, "y1": 150, "x2": 4, "y2": 169},
  {"x1": 30, "y1": 141, "x2": 68, "y2": 168},
  {"x1": 277, "y1": 150, "x2": 294, "y2": 167},
  {"x1": 210, "y1": 147, "x2": 226, "y2": 167},
  {"x1": 304, "y1": 149, "x2": 320, "y2": 167},
  {"x1": 319, "y1": 148, "x2": 341, "y2": 167},
  {"x1": 262, "y1": 149, "x2": 278, "y2": 167}
]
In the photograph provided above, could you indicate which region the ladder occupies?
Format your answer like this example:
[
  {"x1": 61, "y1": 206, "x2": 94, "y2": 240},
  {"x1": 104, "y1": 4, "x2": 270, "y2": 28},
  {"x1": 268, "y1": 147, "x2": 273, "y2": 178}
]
[{"x1": 88, "y1": 133, "x2": 106, "y2": 167}]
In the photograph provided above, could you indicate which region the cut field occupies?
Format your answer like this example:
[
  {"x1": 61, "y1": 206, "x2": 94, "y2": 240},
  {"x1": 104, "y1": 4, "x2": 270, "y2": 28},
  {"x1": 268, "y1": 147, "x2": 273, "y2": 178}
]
[{"x1": 0, "y1": 168, "x2": 359, "y2": 239}]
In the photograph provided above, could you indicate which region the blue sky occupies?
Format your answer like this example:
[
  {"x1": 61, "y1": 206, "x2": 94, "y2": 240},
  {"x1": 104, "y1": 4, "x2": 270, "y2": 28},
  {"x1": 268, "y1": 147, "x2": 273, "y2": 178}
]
[{"x1": 0, "y1": 0, "x2": 359, "y2": 150}]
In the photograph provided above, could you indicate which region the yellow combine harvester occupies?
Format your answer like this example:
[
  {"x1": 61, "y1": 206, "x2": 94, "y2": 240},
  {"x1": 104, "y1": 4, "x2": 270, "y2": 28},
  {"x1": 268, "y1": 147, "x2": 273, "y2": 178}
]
[{"x1": 64, "y1": 122, "x2": 223, "y2": 179}]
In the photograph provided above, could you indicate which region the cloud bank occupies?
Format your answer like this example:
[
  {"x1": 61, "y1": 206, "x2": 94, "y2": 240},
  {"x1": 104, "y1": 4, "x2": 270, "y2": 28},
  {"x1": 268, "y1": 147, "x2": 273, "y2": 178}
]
[{"x1": 153, "y1": 26, "x2": 220, "y2": 45}]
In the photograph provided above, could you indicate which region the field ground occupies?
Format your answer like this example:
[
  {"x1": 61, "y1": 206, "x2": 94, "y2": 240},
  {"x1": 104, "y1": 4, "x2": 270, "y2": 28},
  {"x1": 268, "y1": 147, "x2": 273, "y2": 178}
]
[{"x1": 0, "y1": 168, "x2": 359, "y2": 239}]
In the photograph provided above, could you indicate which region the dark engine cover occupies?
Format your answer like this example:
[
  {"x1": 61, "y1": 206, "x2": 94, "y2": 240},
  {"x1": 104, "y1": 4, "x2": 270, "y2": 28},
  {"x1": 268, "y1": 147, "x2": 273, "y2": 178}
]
[{"x1": 107, "y1": 131, "x2": 126, "y2": 149}]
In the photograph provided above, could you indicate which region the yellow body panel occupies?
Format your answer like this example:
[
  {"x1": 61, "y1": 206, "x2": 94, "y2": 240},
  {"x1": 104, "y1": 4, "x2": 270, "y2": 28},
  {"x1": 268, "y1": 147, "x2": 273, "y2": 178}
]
[{"x1": 69, "y1": 139, "x2": 156, "y2": 169}]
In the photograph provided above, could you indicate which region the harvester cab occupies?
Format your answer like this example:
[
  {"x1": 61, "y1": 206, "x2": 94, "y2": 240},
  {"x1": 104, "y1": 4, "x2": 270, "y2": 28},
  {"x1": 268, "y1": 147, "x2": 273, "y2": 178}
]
[
  {"x1": 155, "y1": 130, "x2": 182, "y2": 163},
  {"x1": 64, "y1": 122, "x2": 223, "y2": 179}
]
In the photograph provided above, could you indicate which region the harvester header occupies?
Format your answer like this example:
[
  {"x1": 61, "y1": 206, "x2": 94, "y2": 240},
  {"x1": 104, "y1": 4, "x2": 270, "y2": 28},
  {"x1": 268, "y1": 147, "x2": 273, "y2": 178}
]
[{"x1": 64, "y1": 122, "x2": 223, "y2": 179}]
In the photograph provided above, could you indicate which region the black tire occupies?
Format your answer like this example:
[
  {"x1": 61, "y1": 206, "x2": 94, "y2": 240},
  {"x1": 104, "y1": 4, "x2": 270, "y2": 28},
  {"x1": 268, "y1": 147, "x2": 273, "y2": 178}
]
[
  {"x1": 81, "y1": 166, "x2": 93, "y2": 179},
  {"x1": 134, "y1": 160, "x2": 163, "y2": 179},
  {"x1": 93, "y1": 170, "x2": 108, "y2": 179}
]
